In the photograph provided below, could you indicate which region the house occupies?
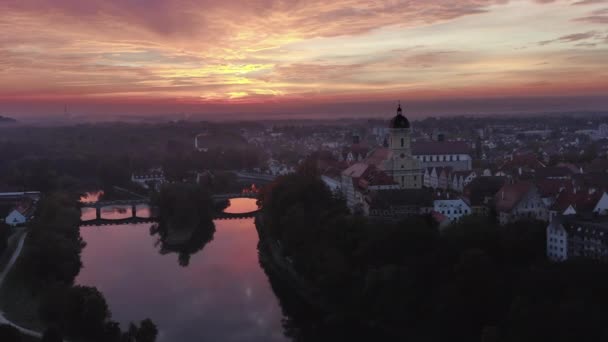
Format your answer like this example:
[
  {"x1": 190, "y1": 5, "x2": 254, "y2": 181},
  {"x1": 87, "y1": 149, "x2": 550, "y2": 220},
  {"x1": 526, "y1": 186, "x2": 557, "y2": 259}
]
[
  {"x1": 341, "y1": 163, "x2": 399, "y2": 213},
  {"x1": 547, "y1": 215, "x2": 608, "y2": 262},
  {"x1": 495, "y1": 182, "x2": 548, "y2": 225},
  {"x1": 365, "y1": 188, "x2": 434, "y2": 219},
  {"x1": 549, "y1": 190, "x2": 604, "y2": 221},
  {"x1": 433, "y1": 198, "x2": 472, "y2": 225},
  {"x1": 463, "y1": 176, "x2": 506, "y2": 216},
  {"x1": 450, "y1": 170, "x2": 477, "y2": 192},
  {"x1": 5, "y1": 201, "x2": 35, "y2": 226}
]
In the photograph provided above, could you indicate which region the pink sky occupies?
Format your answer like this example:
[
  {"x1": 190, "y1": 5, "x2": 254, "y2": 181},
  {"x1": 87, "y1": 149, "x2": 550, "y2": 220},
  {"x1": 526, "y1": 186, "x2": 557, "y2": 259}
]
[{"x1": 1, "y1": 0, "x2": 607, "y2": 118}]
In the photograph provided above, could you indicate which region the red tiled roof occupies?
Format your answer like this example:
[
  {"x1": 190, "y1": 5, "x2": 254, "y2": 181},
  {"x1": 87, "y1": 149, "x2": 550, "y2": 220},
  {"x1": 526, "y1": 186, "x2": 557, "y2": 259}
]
[
  {"x1": 551, "y1": 190, "x2": 602, "y2": 213},
  {"x1": 342, "y1": 163, "x2": 369, "y2": 178},
  {"x1": 364, "y1": 148, "x2": 391, "y2": 169},
  {"x1": 495, "y1": 182, "x2": 535, "y2": 213},
  {"x1": 536, "y1": 179, "x2": 572, "y2": 198}
]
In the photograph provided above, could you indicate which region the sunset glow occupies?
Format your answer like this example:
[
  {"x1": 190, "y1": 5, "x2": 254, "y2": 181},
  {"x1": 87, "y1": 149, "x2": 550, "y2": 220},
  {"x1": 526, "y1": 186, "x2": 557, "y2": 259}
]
[{"x1": 1, "y1": 0, "x2": 607, "y2": 117}]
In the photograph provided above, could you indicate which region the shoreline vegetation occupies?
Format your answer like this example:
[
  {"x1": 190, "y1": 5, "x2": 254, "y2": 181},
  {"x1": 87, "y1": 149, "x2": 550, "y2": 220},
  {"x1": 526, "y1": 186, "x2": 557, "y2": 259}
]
[
  {"x1": 0, "y1": 192, "x2": 158, "y2": 342},
  {"x1": 257, "y1": 161, "x2": 608, "y2": 342},
  {"x1": 150, "y1": 183, "x2": 217, "y2": 267}
]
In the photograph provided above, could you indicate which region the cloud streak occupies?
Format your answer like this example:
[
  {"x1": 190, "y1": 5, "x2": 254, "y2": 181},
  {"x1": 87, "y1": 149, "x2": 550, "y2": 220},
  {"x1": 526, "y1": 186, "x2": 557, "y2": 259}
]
[{"x1": 0, "y1": 0, "x2": 607, "y2": 116}]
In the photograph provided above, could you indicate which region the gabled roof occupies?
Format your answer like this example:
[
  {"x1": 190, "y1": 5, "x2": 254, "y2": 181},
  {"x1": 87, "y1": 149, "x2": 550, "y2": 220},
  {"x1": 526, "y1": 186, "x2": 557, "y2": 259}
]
[
  {"x1": 464, "y1": 176, "x2": 507, "y2": 206},
  {"x1": 551, "y1": 190, "x2": 602, "y2": 213},
  {"x1": 358, "y1": 166, "x2": 396, "y2": 189},
  {"x1": 495, "y1": 182, "x2": 536, "y2": 213},
  {"x1": 412, "y1": 141, "x2": 470, "y2": 155},
  {"x1": 342, "y1": 162, "x2": 369, "y2": 178},
  {"x1": 364, "y1": 148, "x2": 391, "y2": 169},
  {"x1": 536, "y1": 179, "x2": 572, "y2": 198}
]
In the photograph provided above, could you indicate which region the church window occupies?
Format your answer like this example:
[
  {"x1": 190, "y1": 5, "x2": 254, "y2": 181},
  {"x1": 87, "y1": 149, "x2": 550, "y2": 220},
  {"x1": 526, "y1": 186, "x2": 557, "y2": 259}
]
[
  {"x1": 400, "y1": 138, "x2": 404, "y2": 147},
  {"x1": 400, "y1": 153, "x2": 405, "y2": 158},
  {"x1": 401, "y1": 176, "x2": 404, "y2": 183}
]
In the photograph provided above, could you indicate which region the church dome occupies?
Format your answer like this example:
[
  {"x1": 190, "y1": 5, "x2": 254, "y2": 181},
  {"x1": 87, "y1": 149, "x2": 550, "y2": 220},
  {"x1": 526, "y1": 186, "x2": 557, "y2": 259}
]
[{"x1": 389, "y1": 104, "x2": 410, "y2": 129}]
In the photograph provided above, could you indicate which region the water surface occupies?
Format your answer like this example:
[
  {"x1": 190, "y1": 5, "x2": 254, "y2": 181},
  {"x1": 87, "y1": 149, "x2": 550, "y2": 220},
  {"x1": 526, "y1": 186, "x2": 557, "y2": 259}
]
[{"x1": 77, "y1": 199, "x2": 288, "y2": 341}]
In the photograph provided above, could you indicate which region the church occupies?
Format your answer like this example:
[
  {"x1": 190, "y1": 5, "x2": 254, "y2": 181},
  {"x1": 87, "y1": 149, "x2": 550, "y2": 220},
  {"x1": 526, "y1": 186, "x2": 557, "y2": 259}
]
[{"x1": 366, "y1": 104, "x2": 423, "y2": 189}]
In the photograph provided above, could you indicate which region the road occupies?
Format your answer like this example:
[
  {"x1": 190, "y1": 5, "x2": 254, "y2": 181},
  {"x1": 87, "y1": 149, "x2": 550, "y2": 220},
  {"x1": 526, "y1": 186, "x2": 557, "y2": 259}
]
[{"x1": 0, "y1": 231, "x2": 43, "y2": 338}]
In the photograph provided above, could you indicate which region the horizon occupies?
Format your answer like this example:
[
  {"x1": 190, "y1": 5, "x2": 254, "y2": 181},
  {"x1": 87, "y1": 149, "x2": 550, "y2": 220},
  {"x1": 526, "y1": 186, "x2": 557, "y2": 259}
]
[{"x1": 1, "y1": 0, "x2": 607, "y2": 119}]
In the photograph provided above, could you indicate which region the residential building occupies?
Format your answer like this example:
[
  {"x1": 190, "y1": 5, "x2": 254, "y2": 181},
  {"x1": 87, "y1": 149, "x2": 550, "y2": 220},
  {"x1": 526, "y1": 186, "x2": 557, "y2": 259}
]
[
  {"x1": 365, "y1": 188, "x2": 434, "y2": 219},
  {"x1": 433, "y1": 198, "x2": 472, "y2": 224},
  {"x1": 495, "y1": 182, "x2": 548, "y2": 225},
  {"x1": 547, "y1": 215, "x2": 608, "y2": 262}
]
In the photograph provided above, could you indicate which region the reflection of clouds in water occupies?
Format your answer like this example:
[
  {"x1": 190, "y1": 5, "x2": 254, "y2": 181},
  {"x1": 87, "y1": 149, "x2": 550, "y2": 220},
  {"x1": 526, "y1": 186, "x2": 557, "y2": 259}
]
[
  {"x1": 223, "y1": 198, "x2": 259, "y2": 214},
  {"x1": 77, "y1": 219, "x2": 288, "y2": 342}
]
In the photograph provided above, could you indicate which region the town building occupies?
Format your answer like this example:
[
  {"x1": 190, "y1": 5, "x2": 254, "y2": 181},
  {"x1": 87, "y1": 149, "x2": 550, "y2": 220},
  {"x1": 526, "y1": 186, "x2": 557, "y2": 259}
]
[
  {"x1": 547, "y1": 215, "x2": 608, "y2": 262},
  {"x1": 365, "y1": 188, "x2": 433, "y2": 219},
  {"x1": 341, "y1": 163, "x2": 399, "y2": 213},
  {"x1": 383, "y1": 104, "x2": 423, "y2": 189},
  {"x1": 495, "y1": 182, "x2": 548, "y2": 225},
  {"x1": 412, "y1": 141, "x2": 472, "y2": 171},
  {"x1": 463, "y1": 176, "x2": 506, "y2": 216},
  {"x1": 433, "y1": 198, "x2": 472, "y2": 224}
]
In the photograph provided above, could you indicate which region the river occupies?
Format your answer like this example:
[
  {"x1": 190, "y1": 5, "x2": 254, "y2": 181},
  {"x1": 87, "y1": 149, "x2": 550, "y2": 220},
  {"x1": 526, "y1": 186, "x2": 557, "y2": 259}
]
[{"x1": 77, "y1": 198, "x2": 289, "y2": 342}]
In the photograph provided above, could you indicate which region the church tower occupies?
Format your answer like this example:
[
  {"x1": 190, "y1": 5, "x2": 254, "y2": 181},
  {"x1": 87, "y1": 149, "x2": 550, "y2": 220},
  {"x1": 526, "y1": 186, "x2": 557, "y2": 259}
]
[{"x1": 386, "y1": 103, "x2": 422, "y2": 189}]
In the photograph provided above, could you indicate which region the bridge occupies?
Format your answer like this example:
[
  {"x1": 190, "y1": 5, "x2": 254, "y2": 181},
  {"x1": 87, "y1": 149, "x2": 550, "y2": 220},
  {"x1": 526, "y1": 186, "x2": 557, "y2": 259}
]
[
  {"x1": 233, "y1": 171, "x2": 277, "y2": 182},
  {"x1": 211, "y1": 192, "x2": 258, "y2": 202},
  {"x1": 81, "y1": 199, "x2": 151, "y2": 221},
  {"x1": 80, "y1": 192, "x2": 261, "y2": 225},
  {"x1": 80, "y1": 217, "x2": 158, "y2": 227}
]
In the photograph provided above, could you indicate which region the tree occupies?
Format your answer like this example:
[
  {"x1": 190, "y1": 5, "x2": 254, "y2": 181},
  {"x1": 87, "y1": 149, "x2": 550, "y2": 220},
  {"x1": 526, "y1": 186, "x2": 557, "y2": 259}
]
[
  {"x1": 135, "y1": 319, "x2": 158, "y2": 342},
  {"x1": 40, "y1": 286, "x2": 110, "y2": 340}
]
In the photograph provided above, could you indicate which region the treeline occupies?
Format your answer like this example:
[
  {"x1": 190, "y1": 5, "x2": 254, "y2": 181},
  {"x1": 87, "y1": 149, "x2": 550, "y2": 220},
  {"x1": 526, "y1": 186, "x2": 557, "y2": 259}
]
[
  {"x1": 260, "y1": 165, "x2": 608, "y2": 341},
  {"x1": 10, "y1": 193, "x2": 157, "y2": 342},
  {"x1": 151, "y1": 183, "x2": 217, "y2": 266},
  {"x1": 0, "y1": 123, "x2": 264, "y2": 192}
]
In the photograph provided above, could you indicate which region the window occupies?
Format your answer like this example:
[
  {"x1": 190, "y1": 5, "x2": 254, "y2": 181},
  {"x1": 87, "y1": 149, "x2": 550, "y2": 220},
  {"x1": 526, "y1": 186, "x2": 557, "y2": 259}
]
[
  {"x1": 401, "y1": 138, "x2": 404, "y2": 147},
  {"x1": 414, "y1": 176, "x2": 417, "y2": 180}
]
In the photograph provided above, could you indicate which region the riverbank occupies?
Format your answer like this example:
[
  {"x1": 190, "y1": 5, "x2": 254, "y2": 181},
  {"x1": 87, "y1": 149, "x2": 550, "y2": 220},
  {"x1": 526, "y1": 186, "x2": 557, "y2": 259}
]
[
  {"x1": 255, "y1": 215, "x2": 340, "y2": 314},
  {"x1": 0, "y1": 231, "x2": 44, "y2": 339}
]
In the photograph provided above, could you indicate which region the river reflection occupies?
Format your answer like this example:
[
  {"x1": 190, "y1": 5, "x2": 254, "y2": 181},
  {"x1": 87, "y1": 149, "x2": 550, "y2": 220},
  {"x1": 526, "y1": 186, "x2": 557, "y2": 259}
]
[
  {"x1": 223, "y1": 197, "x2": 260, "y2": 214},
  {"x1": 77, "y1": 199, "x2": 289, "y2": 342}
]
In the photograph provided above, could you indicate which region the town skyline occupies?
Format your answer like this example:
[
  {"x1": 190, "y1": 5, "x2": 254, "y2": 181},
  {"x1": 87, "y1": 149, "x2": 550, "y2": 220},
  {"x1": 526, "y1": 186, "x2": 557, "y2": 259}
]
[{"x1": 1, "y1": 0, "x2": 608, "y2": 118}]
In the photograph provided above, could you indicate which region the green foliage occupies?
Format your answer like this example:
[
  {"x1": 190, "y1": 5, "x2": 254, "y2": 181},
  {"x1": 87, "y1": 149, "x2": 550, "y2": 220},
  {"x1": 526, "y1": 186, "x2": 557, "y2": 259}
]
[
  {"x1": 260, "y1": 170, "x2": 608, "y2": 341},
  {"x1": 151, "y1": 183, "x2": 216, "y2": 266},
  {"x1": 39, "y1": 285, "x2": 109, "y2": 340},
  {"x1": 19, "y1": 193, "x2": 85, "y2": 291}
]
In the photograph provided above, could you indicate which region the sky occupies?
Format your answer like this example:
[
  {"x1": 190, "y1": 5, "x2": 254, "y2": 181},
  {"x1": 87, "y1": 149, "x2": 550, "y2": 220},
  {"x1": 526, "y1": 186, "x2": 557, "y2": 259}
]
[{"x1": 0, "y1": 0, "x2": 607, "y2": 120}]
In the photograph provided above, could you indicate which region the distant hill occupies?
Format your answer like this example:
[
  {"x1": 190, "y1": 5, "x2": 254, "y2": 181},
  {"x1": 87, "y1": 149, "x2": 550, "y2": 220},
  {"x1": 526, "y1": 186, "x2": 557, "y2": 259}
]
[{"x1": 0, "y1": 116, "x2": 17, "y2": 124}]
